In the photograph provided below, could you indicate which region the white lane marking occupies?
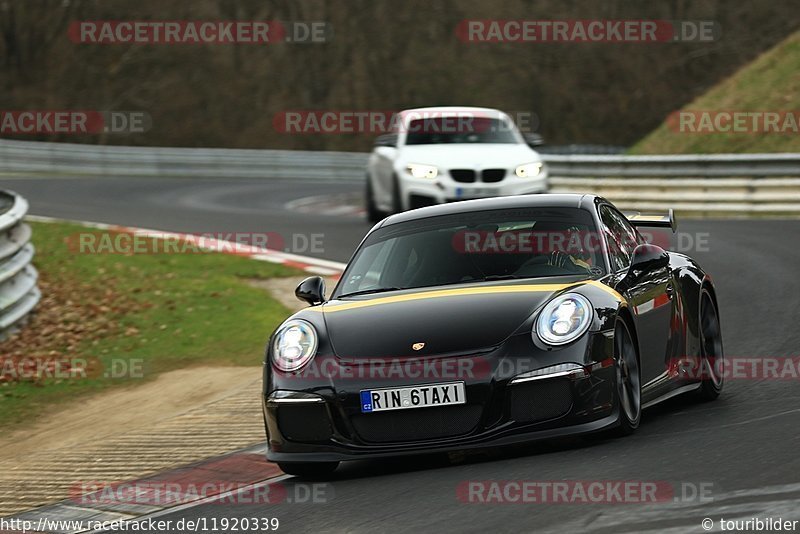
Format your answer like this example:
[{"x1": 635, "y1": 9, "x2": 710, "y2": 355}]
[
  {"x1": 285, "y1": 194, "x2": 365, "y2": 217},
  {"x1": 564, "y1": 482, "x2": 800, "y2": 533},
  {"x1": 714, "y1": 407, "x2": 800, "y2": 429},
  {"x1": 648, "y1": 407, "x2": 800, "y2": 438}
]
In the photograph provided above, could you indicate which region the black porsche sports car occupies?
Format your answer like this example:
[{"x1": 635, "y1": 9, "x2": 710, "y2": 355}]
[{"x1": 262, "y1": 194, "x2": 723, "y2": 477}]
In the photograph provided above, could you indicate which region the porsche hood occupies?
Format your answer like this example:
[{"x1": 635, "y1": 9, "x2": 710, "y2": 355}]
[{"x1": 317, "y1": 281, "x2": 587, "y2": 359}]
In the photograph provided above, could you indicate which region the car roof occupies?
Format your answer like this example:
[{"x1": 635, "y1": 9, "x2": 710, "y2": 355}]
[
  {"x1": 377, "y1": 194, "x2": 604, "y2": 227},
  {"x1": 397, "y1": 107, "x2": 509, "y2": 125},
  {"x1": 399, "y1": 106, "x2": 505, "y2": 115}
]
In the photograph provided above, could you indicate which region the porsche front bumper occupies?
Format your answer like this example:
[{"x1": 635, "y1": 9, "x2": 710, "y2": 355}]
[{"x1": 263, "y1": 332, "x2": 620, "y2": 463}]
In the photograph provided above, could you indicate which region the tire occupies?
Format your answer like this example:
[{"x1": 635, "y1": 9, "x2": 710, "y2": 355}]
[
  {"x1": 696, "y1": 287, "x2": 724, "y2": 401},
  {"x1": 365, "y1": 174, "x2": 387, "y2": 223},
  {"x1": 277, "y1": 461, "x2": 339, "y2": 479},
  {"x1": 391, "y1": 173, "x2": 403, "y2": 214},
  {"x1": 613, "y1": 316, "x2": 641, "y2": 436}
]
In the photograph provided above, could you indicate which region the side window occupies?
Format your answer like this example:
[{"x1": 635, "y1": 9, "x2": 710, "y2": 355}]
[{"x1": 600, "y1": 206, "x2": 639, "y2": 272}]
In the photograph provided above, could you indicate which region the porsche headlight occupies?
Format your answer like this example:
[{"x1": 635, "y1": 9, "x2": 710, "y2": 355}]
[
  {"x1": 272, "y1": 319, "x2": 318, "y2": 371},
  {"x1": 406, "y1": 163, "x2": 438, "y2": 179},
  {"x1": 515, "y1": 162, "x2": 543, "y2": 178},
  {"x1": 535, "y1": 293, "x2": 592, "y2": 346}
]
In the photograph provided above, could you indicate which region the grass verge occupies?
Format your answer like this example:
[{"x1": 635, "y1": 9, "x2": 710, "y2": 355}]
[
  {"x1": 630, "y1": 29, "x2": 800, "y2": 154},
  {"x1": 0, "y1": 221, "x2": 301, "y2": 427}
]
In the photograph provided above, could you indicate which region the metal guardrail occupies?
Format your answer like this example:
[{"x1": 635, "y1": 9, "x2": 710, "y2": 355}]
[
  {"x1": 536, "y1": 144, "x2": 626, "y2": 155},
  {"x1": 2, "y1": 138, "x2": 800, "y2": 214},
  {"x1": 542, "y1": 153, "x2": 800, "y2": 177},
  {"x1": 543, "y1": 153, "x2": 800, "y2": 215},
  {"x1": 0, "y1": 190, "x2": 39, "y2": 340},
  {"x1": 0, "y1": 138, "x2": 367, "y2": 180}
]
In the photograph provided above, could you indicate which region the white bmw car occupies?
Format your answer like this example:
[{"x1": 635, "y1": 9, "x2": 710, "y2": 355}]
[{"x1": 365, "y1": 106, "x2": 548, "y2": 222}]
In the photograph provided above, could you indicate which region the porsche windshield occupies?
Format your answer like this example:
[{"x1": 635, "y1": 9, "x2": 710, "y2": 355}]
[{"x1": 335, "y1": 207, "x2": 605, "y2": 298}]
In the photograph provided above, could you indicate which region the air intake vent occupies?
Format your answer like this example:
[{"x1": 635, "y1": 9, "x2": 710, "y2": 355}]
[
  {"x1": 450, "y1": 169, "x2": 477, "y2": 183},
  {"x1": 352, "y1": 405, "x2": 481, "y2": 443},
  {"x1": 481, "y1": 169, "x2": 506, "y2": 183},
  {"x1": 510, "y1": 379, "x2": 573, "y2": 423}
]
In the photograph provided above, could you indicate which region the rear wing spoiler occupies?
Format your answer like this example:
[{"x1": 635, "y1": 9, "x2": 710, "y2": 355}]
[{"x1": 624, "y1": 209, "x2": 677, "y2": 233}]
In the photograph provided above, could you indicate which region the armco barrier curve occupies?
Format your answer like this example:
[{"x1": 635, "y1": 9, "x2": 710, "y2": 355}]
[
  {"x1": 2, "y1": 138, "x2": 799, "y2": 215},
  {"x1": 0, "y1": 190, "x2": 39, "y2": 339}
]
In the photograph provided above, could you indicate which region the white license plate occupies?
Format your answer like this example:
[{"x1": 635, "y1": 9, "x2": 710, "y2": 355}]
[
  {"x1": 360, "y1": 382, "x2": 466, "y2": 413},
  {"x1": 456, "y1": 187, "x2": 495, "y2": 198}
]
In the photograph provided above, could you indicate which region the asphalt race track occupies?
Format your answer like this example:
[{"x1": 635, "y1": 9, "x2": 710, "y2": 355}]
[
  {"x1": 5, "y1": 176, "x2": 800, "y2": 532},
  {"x1": 5, "y1": 177, "x2": 366, "y2": 263}
]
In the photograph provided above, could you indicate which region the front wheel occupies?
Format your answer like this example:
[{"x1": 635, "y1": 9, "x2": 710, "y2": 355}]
[
  {"x1": 391, "y1": 174, "x2": 403, "y2": 214},
  {"x1": 365, "y1": 175, "x2": 387, "y2": 223},
  {"x1": 613, "y1": 316, "x2": 641, "y2": 436},
  {"x1": 696, "y1": 287, "x2": 724, "y2": 401},
  {"x1": 277, "y1": 461, "x2": 339, "y2": 479}
]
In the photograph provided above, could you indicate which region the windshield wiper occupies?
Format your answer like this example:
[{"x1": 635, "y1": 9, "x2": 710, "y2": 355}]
[
  {"x1": 481, "y1": 274, "x2": 525, "y2": 281},
  {"x1": 337, "y1": 287, "x2": 403, "y2": 298}
]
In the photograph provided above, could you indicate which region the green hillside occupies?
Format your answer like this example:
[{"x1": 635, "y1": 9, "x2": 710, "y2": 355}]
[{"x1": 631, "y1": 29, "x2": 800, "y2": 154}]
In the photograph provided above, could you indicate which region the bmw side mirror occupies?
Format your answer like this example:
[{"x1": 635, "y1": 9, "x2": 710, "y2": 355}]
[
  {"x1": 374, "y1": 134, "x2": 397, "y2": 148},
  {"x1": 523, "y1": 132, "x2": 545, "y2": 147},
  {"x1": 295, "y1": 276, "x2": 326, "y2": 306}
]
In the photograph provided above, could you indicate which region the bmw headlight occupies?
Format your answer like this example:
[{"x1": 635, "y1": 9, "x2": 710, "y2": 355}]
[
  {"x1": 272, "y1": 319, "x2": 318, "y2": 371},
  {"x1": 406, "y1": 163, "x2": 438, "y2": 179},
  {"x1": 515, "y1": 162, "x2": 543, "y2": 178},
  {"x1": 535, "y1": 293, "x2": 593, "y2": 346}
]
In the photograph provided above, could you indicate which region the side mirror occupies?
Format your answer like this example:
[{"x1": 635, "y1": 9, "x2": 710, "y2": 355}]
[
  {"x1": 295, "y1": 276, "x2": 326, "y2": 306},
  {"x1": 629, "y1": 243, "x2": 669, "y2": 274},
  {"x1": 374, "y1": 133, "x2": 397, "y2": 148},
  {"x1": 523, "y1": 132, "x2": 545, "y2": 147},
  {"x1": 617, "y1": 244, "x2": 668, "y2": 292}
]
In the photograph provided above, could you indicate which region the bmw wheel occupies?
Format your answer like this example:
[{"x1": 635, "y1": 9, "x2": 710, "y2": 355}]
[
  {"x1": 365, "y1": 174, "x2": 387, "y2": 223},
  {"x1": 391, "y1": 173, "x2": 403, "y2": 214}
]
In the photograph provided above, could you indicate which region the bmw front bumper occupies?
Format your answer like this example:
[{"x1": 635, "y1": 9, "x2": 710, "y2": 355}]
[{"x1": 398, "y1": 166, "x2": 549, "y2": 209}]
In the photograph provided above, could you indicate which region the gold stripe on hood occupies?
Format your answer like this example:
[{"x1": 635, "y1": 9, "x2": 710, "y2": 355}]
[{"x1": 313, "y1": 283, "x2": 577, "y2": 313}]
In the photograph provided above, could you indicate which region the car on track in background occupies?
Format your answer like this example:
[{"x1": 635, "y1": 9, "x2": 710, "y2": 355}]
[
  {"x1": 365, "y1": 106, "x2": 548, "y2": 222},
  {"x1": 263, "y1": 194, "x2": 723, "y2": 477}
]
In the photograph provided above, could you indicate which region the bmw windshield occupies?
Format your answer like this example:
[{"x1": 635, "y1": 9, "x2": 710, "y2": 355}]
[{"x1": 404, "y1": 117, "x2": 519, "y2": 145}]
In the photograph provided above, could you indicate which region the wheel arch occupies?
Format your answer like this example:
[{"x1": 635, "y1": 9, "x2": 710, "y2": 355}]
[
  {"x1": 670, "y1": 259, "x2": 706, "y2": 348},
  {"x1": 700, "y1": 276, "x2": 720, "y2": 315}
]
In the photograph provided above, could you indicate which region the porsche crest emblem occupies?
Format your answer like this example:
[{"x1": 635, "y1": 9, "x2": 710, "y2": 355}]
[{"x1": 412, "y1": 342, "x2": 426, "y2": 351}]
